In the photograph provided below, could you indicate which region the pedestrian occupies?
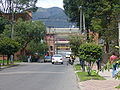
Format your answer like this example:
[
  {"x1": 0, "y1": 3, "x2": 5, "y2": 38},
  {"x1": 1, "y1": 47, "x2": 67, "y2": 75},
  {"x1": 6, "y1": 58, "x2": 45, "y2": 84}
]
[
  {"x1": 96, "y1": 57, "x2": 101, "y2": 71},
  {"x1": 109, "y1": 52, "x2": 118, "y2": 77},
  {"x1": 80, "y1": 59, "x2": 85, "y2": 71},
  {"x1": 28, "y1": 55, "x2": 31, "y2": 63},
  {"x1": 10, "y1": 55, "x2": 14, "y2": 64}
]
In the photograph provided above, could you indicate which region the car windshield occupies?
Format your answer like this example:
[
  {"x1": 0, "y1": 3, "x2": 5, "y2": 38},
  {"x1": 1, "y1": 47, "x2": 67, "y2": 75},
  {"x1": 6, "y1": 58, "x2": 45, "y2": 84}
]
[{"x1": 53, "y1": 54, "x2": 62, "y2": 57}]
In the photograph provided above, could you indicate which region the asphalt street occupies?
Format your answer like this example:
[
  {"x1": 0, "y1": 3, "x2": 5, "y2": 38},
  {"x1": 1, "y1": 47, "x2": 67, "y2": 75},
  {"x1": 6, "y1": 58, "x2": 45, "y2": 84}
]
[{"x1": 0, "y1": 61, "x2": 80, "y2": 90}]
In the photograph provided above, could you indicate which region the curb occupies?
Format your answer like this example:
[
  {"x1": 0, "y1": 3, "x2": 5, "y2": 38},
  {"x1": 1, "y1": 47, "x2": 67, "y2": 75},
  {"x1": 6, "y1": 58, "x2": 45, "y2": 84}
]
[
  {"x1": 75, "y1": 71, "x2": 86, "y2": 90},
  {"x1": 74, "y1": 70, "x2": 84, "y2": 90},
  {"x1": 0, "y1": 64, "x2": 20, "y2": 71}
]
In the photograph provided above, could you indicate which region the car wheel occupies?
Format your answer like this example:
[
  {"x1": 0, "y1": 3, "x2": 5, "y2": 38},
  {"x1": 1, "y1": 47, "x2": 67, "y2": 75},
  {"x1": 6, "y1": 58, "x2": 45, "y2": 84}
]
[
  {"x1": 52, "y1": 62, "x2": 54, "y2": 64},
  {"x1": 61, "y1": 62, "x2": 63, "y2": 64}
]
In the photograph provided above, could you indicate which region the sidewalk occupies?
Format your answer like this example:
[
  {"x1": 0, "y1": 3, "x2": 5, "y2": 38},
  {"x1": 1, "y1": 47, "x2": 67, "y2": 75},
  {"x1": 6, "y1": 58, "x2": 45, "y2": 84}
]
[{"x1": 78, "y1": 66, "x2": 120, "y2": 90}]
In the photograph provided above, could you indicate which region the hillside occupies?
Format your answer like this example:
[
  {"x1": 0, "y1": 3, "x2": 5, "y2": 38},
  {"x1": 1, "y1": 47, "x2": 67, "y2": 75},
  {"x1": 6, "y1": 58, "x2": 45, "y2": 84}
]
[{"x1": 32, "y1": 7, "x2": 77, "y2": 28}]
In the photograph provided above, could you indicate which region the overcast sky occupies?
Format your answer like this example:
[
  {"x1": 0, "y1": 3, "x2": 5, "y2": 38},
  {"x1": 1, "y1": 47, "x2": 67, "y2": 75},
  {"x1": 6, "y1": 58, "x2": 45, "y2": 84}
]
[{"x1": 36, "y1": 0, "x2": 64, "y2": 9}]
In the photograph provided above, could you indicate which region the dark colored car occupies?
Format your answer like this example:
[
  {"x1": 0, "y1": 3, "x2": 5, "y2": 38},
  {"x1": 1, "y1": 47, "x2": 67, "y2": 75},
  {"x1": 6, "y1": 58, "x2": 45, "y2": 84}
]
[{"x1": 44, "y1": 56, "x2": 52, "y2": 62}]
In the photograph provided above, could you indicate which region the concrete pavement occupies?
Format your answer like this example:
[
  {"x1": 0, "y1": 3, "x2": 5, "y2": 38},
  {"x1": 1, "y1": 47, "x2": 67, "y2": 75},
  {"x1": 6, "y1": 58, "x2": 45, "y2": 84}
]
[
  {"x1": 78, "y1": 65, "x2": 120, "y2": 90},
  {"x1": 0, "y1": 62, "x2": 120, "y2": 90},
  {"x1": 0, "y1": 62, "x2": 80, "y2": 90}
]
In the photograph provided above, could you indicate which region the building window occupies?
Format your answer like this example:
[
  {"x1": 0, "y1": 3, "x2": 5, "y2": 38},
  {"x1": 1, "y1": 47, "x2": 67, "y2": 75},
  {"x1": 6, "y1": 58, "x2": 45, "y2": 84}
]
[{"x1": 50, "y1": 46, "x2": 53, "y2": 51}]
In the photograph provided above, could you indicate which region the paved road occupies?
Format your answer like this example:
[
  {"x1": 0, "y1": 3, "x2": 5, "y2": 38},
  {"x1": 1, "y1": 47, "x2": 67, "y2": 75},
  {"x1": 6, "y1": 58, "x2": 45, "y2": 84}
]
[{"x1": 0, "y1": 62, "x2": 80, "y2": 90}]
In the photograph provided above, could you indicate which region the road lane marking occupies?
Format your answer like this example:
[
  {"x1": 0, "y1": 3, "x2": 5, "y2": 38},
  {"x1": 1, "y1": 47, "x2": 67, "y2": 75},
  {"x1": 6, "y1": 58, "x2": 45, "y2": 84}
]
[{"x1": 0, "y1": 71, "x2": 65, "y2": 75}]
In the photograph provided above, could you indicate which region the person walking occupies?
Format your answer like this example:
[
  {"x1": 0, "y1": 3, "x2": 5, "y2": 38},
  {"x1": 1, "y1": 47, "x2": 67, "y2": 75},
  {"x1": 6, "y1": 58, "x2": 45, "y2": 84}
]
[
  {"x1": 28, "y1": 55, "x2": 31, "y2": 63},
  {"x1": 96, "y1": 57, "x2": 101, "y2": 71},
  {"x1": 109, "y1": 52, "x2": 118, "y2": 77}
]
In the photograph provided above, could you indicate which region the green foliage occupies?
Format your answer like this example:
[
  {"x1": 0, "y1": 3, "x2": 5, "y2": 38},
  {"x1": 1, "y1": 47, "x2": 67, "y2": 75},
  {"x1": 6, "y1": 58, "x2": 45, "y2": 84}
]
[
  {"x1": 1, "y1": 19, "x2": 46, "y2": 57},
  {"x1": 79, "y1": 43, "x2": 102, "y2": 62},
  {"x1": 102, "y1": 60, "x2": 120, "y2": 79},
  {"x1": 77, "y1": 71, "x2": 105, "y2": 82},
  {"x1": 115, "y1": 84, "x2": 120, "y2": 89},
  {"x1": 64, "y1": 0, "x2": 120, "y2": 29},
  {"x1": 26, "y1": 41, "x2": 48, "y2": 55},
  {"x1": 63, "y1": 0, "x2": 120, "y2": 53},
  {"x1": 115, "y1": 71, "x2": 120, "y2": 79},
  {"x1": 9, "y1": 19, "x2": 46, "y2": 51},
  {"x1": 74, "y1": 64, "x2": 82, "y2": 71},
  {"x1": 101, "y1": 62, "x2": 112, "y2": 72},
  {"x1": 0, "y1": 37, "x2": 21, "y2": 55},
  {"x1": 3, "y1": 19, "x2": 46, "y2": 46},
  {"x1": 0, "y1": 0, "x2": 38, "y2": 13},
  {"x1": 69, "y1": 34, "x2": 85, "y2": 56},
  {"x1": 0, "y1": 17, "x2": 9, "y2": 34}
]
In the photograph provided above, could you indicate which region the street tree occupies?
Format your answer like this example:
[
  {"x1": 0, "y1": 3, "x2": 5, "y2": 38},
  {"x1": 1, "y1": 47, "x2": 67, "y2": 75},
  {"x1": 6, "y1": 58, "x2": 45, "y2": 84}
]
[
  {"x1": 26, "y1": 41, "x2": 48, "y2": 56},
  {"x1": 0, "y1": 37, "x2": 20, "y2": 65},
  {"x1": 0, "y1": 0, "x2": 38, "y2": 13},
  {"x1": 14, "y1": 19, "x2": 46, "y2": 55},
  {"x1": 69, "y1": 34, "x2": 85, "y2": 56},
  {"x1": 2, "y1": 19, "x2": 46, "y2": 56},
  {"x1": 63, "y1": 0, "x2": 120, "y2": 53},
  {"x1": 79, "y1": 43, "x2": 102, "y2": 75},
  {"x1": 0, "y1": 16, "x2": 9, "y2": 34}
]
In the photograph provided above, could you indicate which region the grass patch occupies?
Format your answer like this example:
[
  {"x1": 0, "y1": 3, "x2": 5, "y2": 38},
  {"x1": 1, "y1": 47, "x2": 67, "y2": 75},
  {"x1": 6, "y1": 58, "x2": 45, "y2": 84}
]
[
  {"x1": 74, "y1": 64, "x2": 81, "y2": 71},
  {"x1": 0, "y1": 60, "x2": 7, "y2": 63},
  {"x1": 115, "y1": 84, "x2": 120, "y2": 89},
  {"x1": 0, "y1": 60, "x2": 22, "y2": 66},
  {"x1": 77, "y1": 71, "x2": 105, "y2": 81}
]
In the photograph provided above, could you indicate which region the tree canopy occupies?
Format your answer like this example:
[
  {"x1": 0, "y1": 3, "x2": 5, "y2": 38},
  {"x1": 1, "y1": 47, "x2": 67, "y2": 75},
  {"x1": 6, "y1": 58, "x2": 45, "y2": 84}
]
[
  {"x1": 63, "y1": 0, "x2": 120, "y2": 53},
  {"x1": 69, "y1": 34, "x2": 85, "y2": 56},
  {"x1": 79, "y1": 43, "x2": 102, "y2": 62},
  {"x1": 2, "y1": 19, "x2": 46, "y2": 55},
  {"x1": 0, "y1": 37, "x2": 20, "y2": 55},
  {"x1": 26, "y1": 41, "x2": 48, "y2": 55},
  {"x1": 0, "y1": 0, "x2": 38, "y2": 13},
  {"x1": 0, "y1": 16, "x2": 9, "y2": 34},
  {"x1": 63, "y1": 0, "x2": 120, "y2": 29}
]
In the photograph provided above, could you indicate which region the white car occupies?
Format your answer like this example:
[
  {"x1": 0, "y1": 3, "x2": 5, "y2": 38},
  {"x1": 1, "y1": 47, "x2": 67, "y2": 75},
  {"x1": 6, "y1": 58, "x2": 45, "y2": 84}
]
[
  {"x1": 65, "y1": 54, "x2": 71, "y2": 58},
  {"x1": 52, "y1": 54, "x2": 63, "y2": 64}
]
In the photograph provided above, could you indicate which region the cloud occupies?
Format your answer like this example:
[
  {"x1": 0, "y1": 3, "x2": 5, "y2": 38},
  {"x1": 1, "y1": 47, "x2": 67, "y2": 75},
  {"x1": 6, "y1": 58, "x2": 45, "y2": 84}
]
[{"x1": 36, "y1": 0, "x2": 63, "y2": 9}]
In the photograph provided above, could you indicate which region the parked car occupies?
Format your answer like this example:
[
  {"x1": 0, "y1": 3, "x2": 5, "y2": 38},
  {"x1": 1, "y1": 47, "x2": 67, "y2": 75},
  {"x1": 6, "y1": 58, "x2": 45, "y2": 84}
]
[
  {"x1": 44, "y1": 56, "x2": 52, "y2": 62},
  {"x1": 52, "y1": 54, "x2": 63, "y2": 64}
]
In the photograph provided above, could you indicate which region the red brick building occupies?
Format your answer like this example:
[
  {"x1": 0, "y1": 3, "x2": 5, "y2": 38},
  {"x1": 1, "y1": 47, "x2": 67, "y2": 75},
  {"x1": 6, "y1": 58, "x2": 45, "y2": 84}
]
[
  {"x1": 45, "y1": 28, "x2": 80, "y2": 55},
  {"x1": 0, "y1": 11, "x2": 32, "y2": 21},
  {"x1": 0, "y1": 11, "x2": 32, "y2": 61}
]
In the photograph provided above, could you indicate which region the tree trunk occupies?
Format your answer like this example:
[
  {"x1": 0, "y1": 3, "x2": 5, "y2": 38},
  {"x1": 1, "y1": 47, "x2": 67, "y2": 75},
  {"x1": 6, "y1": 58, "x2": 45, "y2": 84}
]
[
  {"x1": 105, "y1": 41, "x2": 109, "y2": 53},
  {"x1": 87, "y1": 61, "x2": 92, "y2": 76},
  {"x1": 2, "y1": 55, "x2": 5, "y2": 65},
  {"x1": 7, "y1": 55, "x2": 10, "y2": 65}
]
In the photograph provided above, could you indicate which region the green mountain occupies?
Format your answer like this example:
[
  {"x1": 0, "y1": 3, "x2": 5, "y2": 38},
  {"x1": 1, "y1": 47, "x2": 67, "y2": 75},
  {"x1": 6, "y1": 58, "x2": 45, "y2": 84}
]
[{"x1": 32, "y1": 7, "x2": 77, "y2": 28}]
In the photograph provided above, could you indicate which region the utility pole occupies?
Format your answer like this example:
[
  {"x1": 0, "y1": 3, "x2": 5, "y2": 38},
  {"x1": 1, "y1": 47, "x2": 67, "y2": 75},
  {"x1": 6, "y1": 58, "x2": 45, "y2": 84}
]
[
  {"x1": 118, "y1": 22, "x2": 120, "y2": 53},
  {"x1": 79, "y1": 6, "x2": 82, "y2": 34},
  {"x1": 83, "y1": 13, "x2": 86, "y2": 33},
  {"x1": 11, "y1": 1, "x2": 14, "y2": 40},
  {"x1": 10, "y1": 0, "x2": 14, "y2": 63}
]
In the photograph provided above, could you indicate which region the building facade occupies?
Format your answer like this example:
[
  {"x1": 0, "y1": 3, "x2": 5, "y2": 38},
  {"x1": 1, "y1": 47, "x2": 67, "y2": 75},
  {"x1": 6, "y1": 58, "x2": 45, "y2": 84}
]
[
  {"x1": 45, "y1": 28, "x2": 80, "y2": 56},
  {"x1": 0, "y1": 11, "x2": 32, "y2": 21}
]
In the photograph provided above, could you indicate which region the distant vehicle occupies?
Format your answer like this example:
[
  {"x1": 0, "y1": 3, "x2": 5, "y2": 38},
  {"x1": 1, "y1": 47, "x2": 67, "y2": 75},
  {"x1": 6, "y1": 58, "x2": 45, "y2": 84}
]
[
  {"x1": 52, "y1": 54, "x2": 63, "y2": 64},
  {"x1": 68, "y1": 54, "x2": 76, "y2": 65},
  {"x1": 44, "y1": 56, "x2": 52, "y2": 62},
  {"x1": 65, "y1": 52, "x2": 72, "y2": 58},
  {"x1": 65, "y1": 54, "x2": 71, "y2": 58}
]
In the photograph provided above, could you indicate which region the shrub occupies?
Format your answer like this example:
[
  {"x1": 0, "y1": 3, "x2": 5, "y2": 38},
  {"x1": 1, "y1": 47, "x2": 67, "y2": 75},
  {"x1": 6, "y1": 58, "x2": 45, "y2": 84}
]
[{"x1": 78, "y1": 43, "x2": 102, "y2": 75}]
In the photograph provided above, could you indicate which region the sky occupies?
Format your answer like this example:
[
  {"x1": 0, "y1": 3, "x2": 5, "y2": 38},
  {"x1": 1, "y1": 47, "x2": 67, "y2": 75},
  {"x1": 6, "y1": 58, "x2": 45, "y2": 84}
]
[{"x1": 36, "y1": 0, "x2": 64, "y2": 9}]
